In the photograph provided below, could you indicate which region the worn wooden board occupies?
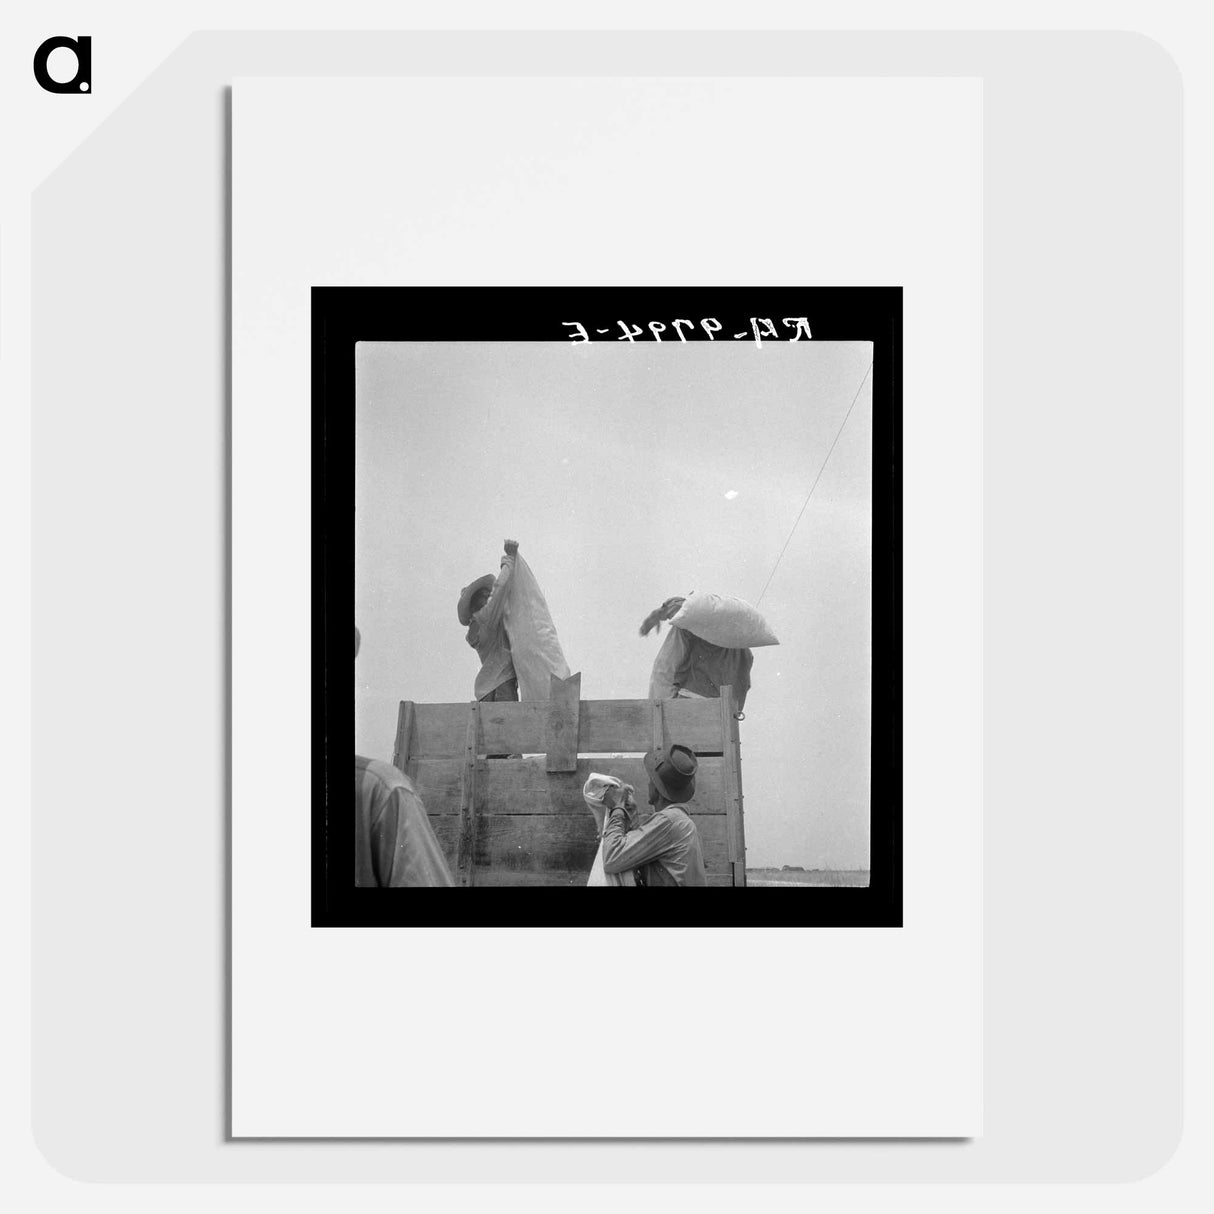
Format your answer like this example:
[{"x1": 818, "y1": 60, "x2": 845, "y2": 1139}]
[
  {"x1": 474, "y1": 868, "x2": 593, "y2": 887},
  {"x1": 428, "y1": 815, "x2": 461, "y2": 871},
  {"x1": 428, "y1": 812, "x2": 730, "y2": 883},
  {"x1": 545, "y1": 672, "x2": 582, "y2": 771},
  {"x1": 445, "y1": 813, "x2": 729, "y2": 875},
  {"x1": 408, "y1": 700, "x2": 544, "y2": 758},
  {"x1": 404, "y1": 692, "x2": 743, "y2": 885},
  {"x1": 720, "y1": 685, "x2": 747, "y2": 886},
  {"x1": 455, "y1": 704, "x2": 479, "y2": 886},
  {"x1": 406, "y1": 695, "x2": 727, "y2": 759},
  {"x1": 579, "y1": 698, "x2": 726, "y2": 755},
  {"x1": 412, "y1": 755, "x2": 727, "y2": 816},
  {"x1": 424, "y1": 810, "x2": 718, "y2": 878},
  {"x1": 393, "y1": 700, "x2": 416, "y2": 777},
  {"x1": 474, "y1": 868, "x2": 737, "y2": 888}
]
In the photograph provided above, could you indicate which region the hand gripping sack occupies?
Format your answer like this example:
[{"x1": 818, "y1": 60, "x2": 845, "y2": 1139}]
[
  {"x1": 669, "y1": 591, "x2": 779, "y2": 649},
  {"x1": 583, "y1": 774, "x2": 636, "y2": 888}
]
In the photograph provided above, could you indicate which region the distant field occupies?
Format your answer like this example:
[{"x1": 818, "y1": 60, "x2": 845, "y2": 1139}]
[{"x1": 745, "y1": 869, "x2": 870, "y2": 888}]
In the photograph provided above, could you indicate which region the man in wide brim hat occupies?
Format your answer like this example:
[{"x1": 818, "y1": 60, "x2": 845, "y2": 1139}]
[
  {"x1": 459, "y1": 539, "x2": 520, "y2": 703},
  {"x1": 643, "y1": 743, "x2": 698, "y2": 804},
  {"x1": 457, "y1": 573, "x2": 497, "y2": 628},
  {"x1": 597, "y1": 743, "x2": 708, "y2": 886}
]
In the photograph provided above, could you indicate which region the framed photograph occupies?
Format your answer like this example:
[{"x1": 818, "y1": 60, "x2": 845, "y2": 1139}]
[
  {"x1": 318, "y1": 285, "x2": 900, "y2": 927},
  {"x1": 234, "y1": 75, "x2": 979, "y2": 1138}
]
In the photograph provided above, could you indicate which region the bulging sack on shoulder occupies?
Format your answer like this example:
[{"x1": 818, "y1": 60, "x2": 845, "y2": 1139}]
[{"x1": 669, "y1": 591, "x2": 779, "y2": 648}]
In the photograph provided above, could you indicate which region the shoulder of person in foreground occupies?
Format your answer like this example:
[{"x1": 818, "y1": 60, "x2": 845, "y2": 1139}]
[
  {"x1": 655, "y1": 801, "x2": 704, "y2": 848},
  {"x1": 356, "y1": 754, "x2": 416, "y2": 796},
  {"x1": 667, "y1": 796, "x2": 701, "y2": 820},
  {"x1": 356, "y1": 758, "x2": 436, "y2": 831},
  {"x1": 356, "y1": 755, "x2": 453, "y2": 886}
]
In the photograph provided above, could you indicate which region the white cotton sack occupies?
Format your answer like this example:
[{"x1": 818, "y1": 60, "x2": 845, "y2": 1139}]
[
  {"x1": 504, "y1": 553, "x2": 571, "y2": 699},
  {"x1": 583, "y1": 773, "x2": 635, "y2": 888},
  {"x1": 669, "y1": 591, "x2": 779, "y2": 648},
  {"x1": 582, "y1": 772, "x2": 622, "y2": 811}
]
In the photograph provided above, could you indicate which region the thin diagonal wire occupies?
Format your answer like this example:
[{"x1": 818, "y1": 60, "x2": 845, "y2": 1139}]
[{"x1": 755, "y1": 360, "x2": 874, "y2": 607}]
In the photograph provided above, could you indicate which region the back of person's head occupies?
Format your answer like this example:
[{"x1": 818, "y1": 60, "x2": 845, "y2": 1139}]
[{"x1": 643, "y1": 743, "x2": 698, "y2": 805}]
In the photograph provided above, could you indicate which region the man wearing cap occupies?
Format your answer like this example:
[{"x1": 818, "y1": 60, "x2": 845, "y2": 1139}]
[
  {"x1": 599, "y1": 743, "x2": 708, "y2": 886},
  {"x1": 458, "y1": 539, "x2": 520, "y2": 703},
  {"x1": 354, "y1": 627, "x2": 454, "y2": 887}
]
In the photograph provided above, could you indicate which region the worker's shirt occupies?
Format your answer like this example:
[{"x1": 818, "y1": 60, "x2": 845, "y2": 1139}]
[
  {"x1": 601, "y1": 801, "x2": 708, "y2": 887},
  {"x1": 355, "y1": 756, "x2": 454, "y2": 887},
  {"x1": 466, "y1": 553, "x2": 516, "y2": 699},
  {"x1": 673, "y1": 632, "x2": 754, "y2": 712}
]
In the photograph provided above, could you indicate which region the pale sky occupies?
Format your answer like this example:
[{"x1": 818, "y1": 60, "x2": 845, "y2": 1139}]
[{"x1": 354, "y1": 340, "x2": 873, "y2": 869}]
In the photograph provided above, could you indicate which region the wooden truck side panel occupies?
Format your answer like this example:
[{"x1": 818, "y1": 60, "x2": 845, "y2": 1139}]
[{"x1": 394, "y1": 679, "x2": 746, "y2": 887}]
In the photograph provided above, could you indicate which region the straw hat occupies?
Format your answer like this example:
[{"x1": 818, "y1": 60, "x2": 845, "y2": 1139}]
[{"x1": 457, "y1": 573, "x2": 496, "y2": 625}]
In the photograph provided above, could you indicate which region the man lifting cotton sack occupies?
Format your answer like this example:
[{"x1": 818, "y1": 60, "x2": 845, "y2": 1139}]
[
  {"x1": 640, "y1": 591, "x2": 779, "y2": 712},
  {"x1": 457, "y1": 539, "x2": 571, "y2": 703}
]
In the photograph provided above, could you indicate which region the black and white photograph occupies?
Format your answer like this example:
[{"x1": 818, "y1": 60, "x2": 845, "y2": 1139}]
[
  {"x1": 12, "y1": 7, "x2": 1197, "y2": 1191},
  {"x1": 315, "y1": 286, "x2": 901, "y2": 926},
  {"x1": 235, "y1": 76, "x2": 977, "y2": 1137}
]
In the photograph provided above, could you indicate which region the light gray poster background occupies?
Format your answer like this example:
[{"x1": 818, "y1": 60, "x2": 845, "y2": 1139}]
[{"x1": 32, "y1": 32, "x2": 1180, "y2": 1180}]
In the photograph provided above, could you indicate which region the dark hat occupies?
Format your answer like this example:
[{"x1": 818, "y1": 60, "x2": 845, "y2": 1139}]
[
  {"x1": 643, "y1": 743, "x2": 698, "y2": 804},
  {"x1": 457, "y1": 574, "x2": 496, "y2": 626}
]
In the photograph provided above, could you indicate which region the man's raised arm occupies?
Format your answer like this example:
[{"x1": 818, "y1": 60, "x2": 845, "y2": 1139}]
[{"x1": 476, "y1": 538, "x2": 518, "y2": 631}]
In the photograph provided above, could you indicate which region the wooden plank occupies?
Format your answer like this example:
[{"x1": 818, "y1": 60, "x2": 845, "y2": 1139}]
[
  {"x1": 475, "y1": 869, "x2": 737, "y2": 888},
  {"x1": 410, "y1": 703, "x2": 473, "y2": 757},
  {"x1": 545, "y1": 672, "x2": 582, "y2": 772},
  {"x1": 687, "y1": 814, "x2": 731, "y2": 877},
  {"x1": 393, "y1": 701, "x2": 416, "y2": 778},
  {"x1": 413, "y1": 756, "x2": 728, "y2": 815},
  {"x1": 473, "y1": 814, "x2": 597, "y2": 873},
  {"x1": 428, "y1": 812, "x2": 730, "y2": 883},
  {"x1": 469, "y1": 813, "x2": 731, "y2": 878},
  {"x1": 428, "y1": 815, "x2": 461, "y2": 872},
  {"x1": 576, "y1": 698, "x2": 725, "y2": 755},
  {"x1": 412, "y1": 701, "x2": 547, "y2": 758},
  {"x1": 411, "y1": 757, "x2": 480, "y2": 815},
  {"x1": 455, "y1": 704, "x2": 480, "y2": 886},
  {"x1": 663, "y1": 696, "x2": 730, "y2": 754},
  {"x1": 720, "y1": 685, "x2": 747, "y2": 888},
  {"x1": 475, "y1": 869, "x2": 595, "y2": 888},
  {"x1": 412, "y1": 695, "x2": 728, "y2": 759}
]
